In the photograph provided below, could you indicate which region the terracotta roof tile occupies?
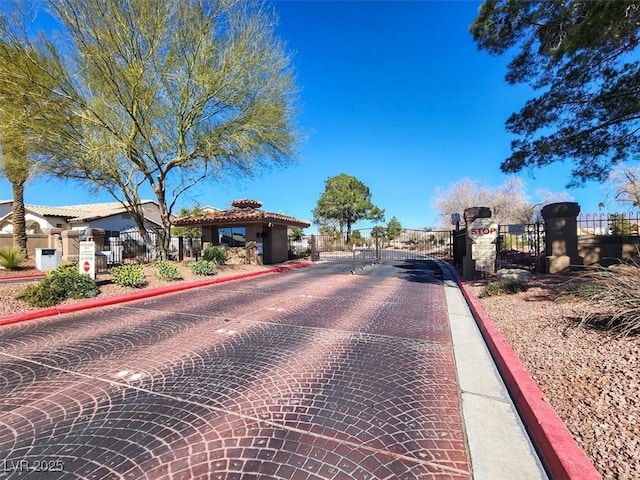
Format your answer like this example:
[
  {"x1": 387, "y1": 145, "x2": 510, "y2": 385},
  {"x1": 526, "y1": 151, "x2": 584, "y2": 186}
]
[{"x1": 174, "y1": 206, "x2": 310, "y2": 228}]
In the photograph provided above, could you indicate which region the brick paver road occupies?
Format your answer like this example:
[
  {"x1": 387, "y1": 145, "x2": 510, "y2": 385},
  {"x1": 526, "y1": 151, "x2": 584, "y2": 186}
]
[{"x1": 0, "y1": 260, "x2": 471, "y2": 479}]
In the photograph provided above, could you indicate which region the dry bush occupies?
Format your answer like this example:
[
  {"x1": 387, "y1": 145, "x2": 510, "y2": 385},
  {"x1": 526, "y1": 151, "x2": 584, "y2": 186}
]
[{"x1": 577, "y1": 263, "x2": 640, "y2": 336}]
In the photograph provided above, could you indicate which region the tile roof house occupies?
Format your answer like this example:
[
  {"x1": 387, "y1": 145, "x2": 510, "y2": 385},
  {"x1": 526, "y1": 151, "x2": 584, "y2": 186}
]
[
  {"x1": 0, "y1": 200, "x2": 162, "y2": 234},
  {"x1": 174, "y1": 199, "x2": 310, "y2": 264},
  {"x1": 174, "y1": 198, "x2": 310, "y2": 228}
]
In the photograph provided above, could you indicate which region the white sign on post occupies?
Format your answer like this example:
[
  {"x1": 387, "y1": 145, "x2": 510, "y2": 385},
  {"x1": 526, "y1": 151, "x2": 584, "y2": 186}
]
[
  {"x1": 472, "y1": 244, "x2": 496, "y2": 267},
  {"x1": 468, "y1": 218, "x2": 499, "y2": 243},
  {"x1": 468, "y1": 218, "x2": 499, "y2": 273},
  {"x1": 79, "y1": 241, "x2": 96, "y2": 279}
]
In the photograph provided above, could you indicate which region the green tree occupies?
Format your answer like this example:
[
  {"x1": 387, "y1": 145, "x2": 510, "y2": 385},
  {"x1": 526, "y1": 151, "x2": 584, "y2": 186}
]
[
  {"x1": 0, "y1": 115, "x2": 29, "y2": 258},
  {"x1": 471, "y1": 1, "x2": 640, "y2": 186},
  {"x1": 313, "y1": 173, "x2": 384, "y2": 242},
  {"x1": 350, "y1": 230, "x2": 364, "y2": 247},
  {"x1": 0, "y1": 33, "x2": 64, "y2": 258},
  {"x1": 371, "y1": 226, "x2": 387, "y2": 238},
  {"x1": 5, "y1": 0, "x2": 299, "y2": 257},
  {"x1": 172, "y1": 205, "x2": 204, "y2": 240},
  {"x1": 370, "y1": 225, "x2": 387, "y2": 248},
  {"x1": 172, "y1": 204, "x2": 204, "y2": 257},
  {"x1": 289, "y1": 228, "x2": 304, "y2": 241},
  {"x1": 386, "y1": 216, "x2": 402, "y2": 240},
  {"x1": 609, "y1": 213, "x2": 634, "y2": 235},
  {"x1": 319, "y1": 225, "x2": 341, "y2": 239}
]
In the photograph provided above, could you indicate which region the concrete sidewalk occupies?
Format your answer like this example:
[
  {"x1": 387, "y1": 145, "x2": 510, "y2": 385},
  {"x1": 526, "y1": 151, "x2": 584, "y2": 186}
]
[{"x1": 441, "y1": 265, "x2": 548, "y2": 480}]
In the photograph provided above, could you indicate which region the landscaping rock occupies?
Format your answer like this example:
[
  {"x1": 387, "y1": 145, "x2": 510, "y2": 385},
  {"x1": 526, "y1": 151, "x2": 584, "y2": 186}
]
[{"x1": 496, "y1": 268, "x2": 532, "y2": 282}]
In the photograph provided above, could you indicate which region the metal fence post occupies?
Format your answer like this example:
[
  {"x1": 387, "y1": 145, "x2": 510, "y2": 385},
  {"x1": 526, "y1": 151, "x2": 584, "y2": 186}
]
[{"x1": 352, "y1": 247, "x2": 356, "y2": 274}]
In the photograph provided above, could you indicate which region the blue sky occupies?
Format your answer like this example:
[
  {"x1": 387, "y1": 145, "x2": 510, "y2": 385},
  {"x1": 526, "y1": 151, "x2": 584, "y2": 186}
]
[{"x1": 0, "y1": 0, "x2": 606, "y2": 232}]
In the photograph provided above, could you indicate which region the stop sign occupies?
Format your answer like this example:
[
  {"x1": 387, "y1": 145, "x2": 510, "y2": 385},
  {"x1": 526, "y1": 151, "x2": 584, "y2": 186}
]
[{"x1": 468, "y1": 218, "x2": 498, "y2": 242}]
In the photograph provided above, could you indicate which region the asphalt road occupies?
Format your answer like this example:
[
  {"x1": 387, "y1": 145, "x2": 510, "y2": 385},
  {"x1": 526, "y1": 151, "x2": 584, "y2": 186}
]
[{"x1": 0, "y1": 260, "x2": 471, "y2": 479}]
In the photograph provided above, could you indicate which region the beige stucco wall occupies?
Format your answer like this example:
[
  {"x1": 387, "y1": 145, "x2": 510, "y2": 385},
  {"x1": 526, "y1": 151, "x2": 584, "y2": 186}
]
[
  {"x1": 267, "y1": 225, "x2": 289, "y2": 264},
  {"x1": 193, "y1": 222, "x2": 296, "y2": 265},
  {"x1": 578, "y1": 235, "x2": 640, "y2": 267},
  {"x1": 61, "y1": 230, "x2": 81, "y2": 262},
  {"x1": 201, "y1": 226, "x2": 215, "y2": 248},
  {"x1": 0, "y1": 234, "x2": 50, "y2": 257}
]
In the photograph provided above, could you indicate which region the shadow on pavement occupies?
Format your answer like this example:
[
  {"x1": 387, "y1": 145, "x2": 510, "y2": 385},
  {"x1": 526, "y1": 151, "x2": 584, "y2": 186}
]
[{"x1": 392, "y1": 259, "x2": 443, "y2": 284}]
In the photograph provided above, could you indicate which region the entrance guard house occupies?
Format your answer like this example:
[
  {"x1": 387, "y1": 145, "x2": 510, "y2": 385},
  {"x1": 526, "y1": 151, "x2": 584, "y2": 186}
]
[{"x1": 173, "y1": 199, "x2": 310, "y2": 265}]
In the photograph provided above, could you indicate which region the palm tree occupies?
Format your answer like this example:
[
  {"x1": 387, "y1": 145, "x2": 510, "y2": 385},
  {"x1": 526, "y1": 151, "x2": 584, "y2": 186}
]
[
  {"x1": 0, "y1": 40, "x2": 63, "y2": 258},
  {"x1": 0, "y1": 120, "x2": 29, "y2": 257}
]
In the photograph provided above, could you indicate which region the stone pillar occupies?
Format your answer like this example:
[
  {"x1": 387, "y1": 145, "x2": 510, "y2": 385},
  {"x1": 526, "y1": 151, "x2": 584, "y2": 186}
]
[
  {"x1": 310, "y1": 235, "x2": 318, "y2": 261},
  {"x1": 201, "y1": 226, "x2": 214, "y2": 250},
  {"x1": 541, "y1": 202, "x2": 584, "y2": 274},
  {"x1": 85, "y1": 228, "x2": 105, "y2": 251},
  {"x1": 46, "y1": 228, "x2": 63, "y2": 251},
  {"x1": 463, "y1": 207, "x2": 492, "y2": 279},
  {"x1": 178, "y1": 236, "x2": 184, "y2": 261},
  {"x1": 61, "y1": 230, "x2": 80, "y2": 263}
]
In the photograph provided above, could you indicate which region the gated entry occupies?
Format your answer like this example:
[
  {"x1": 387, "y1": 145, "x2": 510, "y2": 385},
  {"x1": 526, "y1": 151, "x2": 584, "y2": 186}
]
[
  {"x1": 496, "y1": 222, "x2": 545, "y2": 272},
  {"x1": 310, "y1": 228, "x2": 453, "y2": 263}
]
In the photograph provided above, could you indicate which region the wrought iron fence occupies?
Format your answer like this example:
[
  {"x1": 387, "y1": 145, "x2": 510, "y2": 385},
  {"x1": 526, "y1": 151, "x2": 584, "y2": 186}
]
[
  {"x1": 99, "y1": 230, "x2": 200, "y2": 265},
  {"x1": 496, "y1": 222, "x2": 545, "y2": 271},
  {"x1": 577, "y1": 212, "x2": 640, "y2": 236},
  {"x1": 452, "y1": 228, "x2": 466, "y2": 270},
  {"x1": 311, "y1": 228, "x2": 453, "y2": 263}
]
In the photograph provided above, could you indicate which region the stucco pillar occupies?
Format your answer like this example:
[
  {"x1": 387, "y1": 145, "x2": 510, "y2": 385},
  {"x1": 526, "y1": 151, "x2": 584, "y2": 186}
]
[
  {"x1": 541, "y1": 202, "x2": 584, "y2": 273},
  {"x1": 61, "y1": 230, "x2": 80, "y2": 263},
  {"x1": 201, "y1": 226, "x2": 214, "y2": 250},
  {"x1": 46, "y1": 228, "x2": 63, "y2": 251},
  {"x1": 85, "y1": 228, "x2": 105, "y2": 251},
  {"x1": 462, "y1": 207, "x2": 492, "y2": 280}
]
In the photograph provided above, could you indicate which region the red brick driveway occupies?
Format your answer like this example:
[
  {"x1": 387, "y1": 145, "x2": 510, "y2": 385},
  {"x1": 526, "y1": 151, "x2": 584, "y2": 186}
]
[{"x1": 0, "y1": 261, "x2": 471, "y2": 479}]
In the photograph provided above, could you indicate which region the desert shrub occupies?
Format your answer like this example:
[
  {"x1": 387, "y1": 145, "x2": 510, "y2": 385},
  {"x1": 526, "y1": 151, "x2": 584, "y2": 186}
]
[
  {"x1": 558, "y1": 279, "x2": 604, "y2": 301},
  {"x1": 111, "y1": 264, "x2": 146, "y2": 288},
  {"x1": 479, "y1": 279, "x2": 529, "y2": 298},
  {"x1": 578, "y1": 264, "x2": 640, "y2": 336},
  {"x1": 190, "y1": 259, "x2": 217, "y2": 276},
  {"x1": 154, "y1": 260, "x2": 180, "y2": 281},
  {"x1": 17, "y1": 263, "x2": 99, "y2": 307},
  {"x1": 55, "y1": 262, "x2": 80, "y2": 274},
  {"x1": 202, "y1": 246, "x2": 228, "y2": 265},
  {"x1": 0, "y1": 246, "x2": 25, "y2": 270}
]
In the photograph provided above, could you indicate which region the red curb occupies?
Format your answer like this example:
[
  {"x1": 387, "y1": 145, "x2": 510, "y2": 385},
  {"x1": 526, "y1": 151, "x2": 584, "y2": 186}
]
[
  {"x1": 442, "y1": 263, "x2": 602, "y2": 480},
  {"x1": 0, "y1": 272, "x2": 46, "y2": 282},
  {"x1": 0, "y1": 262, "x2": 313, "y2": 328}
]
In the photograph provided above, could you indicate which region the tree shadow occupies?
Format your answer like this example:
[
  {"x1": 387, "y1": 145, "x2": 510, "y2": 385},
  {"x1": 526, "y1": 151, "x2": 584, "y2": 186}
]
[{"x1": 391, "y1": 259, "x2": 443, "y2": 284}]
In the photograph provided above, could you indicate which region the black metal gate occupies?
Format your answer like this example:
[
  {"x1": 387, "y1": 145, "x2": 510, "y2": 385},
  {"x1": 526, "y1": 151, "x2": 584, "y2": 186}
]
[
  {"x1": 310, "y1": 228, "x2": 453, "y2": 264},
  {"x1": 496, "y1": 222, "x2": 545, "y2": 272}
]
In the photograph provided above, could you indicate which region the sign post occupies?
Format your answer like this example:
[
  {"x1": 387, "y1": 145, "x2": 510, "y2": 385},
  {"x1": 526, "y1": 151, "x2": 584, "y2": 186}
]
[
  {"x1": 468, "y1": 218, "x2": 498, "y2": 274},
  {"x1": 79, "y1": 241, "x2": 96, "y2": 279}
]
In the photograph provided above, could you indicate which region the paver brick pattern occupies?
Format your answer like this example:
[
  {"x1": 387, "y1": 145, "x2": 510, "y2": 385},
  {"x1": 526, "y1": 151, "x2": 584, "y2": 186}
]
[{"x1": 0, "y1": 260, "x2": 471, "y2": 479}]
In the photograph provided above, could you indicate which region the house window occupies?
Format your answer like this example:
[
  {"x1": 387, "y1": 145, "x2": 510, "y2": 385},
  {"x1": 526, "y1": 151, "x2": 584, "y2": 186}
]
[{"x1": 218, "y1": 227, "x2": 245, "y2": 247}]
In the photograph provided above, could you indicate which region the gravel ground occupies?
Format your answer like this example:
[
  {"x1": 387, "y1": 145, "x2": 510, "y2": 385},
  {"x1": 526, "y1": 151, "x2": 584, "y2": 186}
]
[
  {"x1": 466, "y1": 275, "x2": 639, "y2": 480},
  {"x1": 1, "y1": 263, "x2": 637, "y2": 479},
  {"x1": 0, "y1": 261, "x2": 276, "y2": 317}
]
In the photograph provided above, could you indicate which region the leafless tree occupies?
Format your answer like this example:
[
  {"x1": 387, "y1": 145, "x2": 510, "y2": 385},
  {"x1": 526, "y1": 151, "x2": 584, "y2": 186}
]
[{"x1": 433, "y1": 176, "x2": 570, "y2": 228}]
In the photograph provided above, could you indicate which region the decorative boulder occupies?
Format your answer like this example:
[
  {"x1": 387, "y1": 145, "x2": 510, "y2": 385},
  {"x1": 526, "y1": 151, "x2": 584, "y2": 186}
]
[{"x1": 496, "y1": 268, "x2": 532, "y2": 282}]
